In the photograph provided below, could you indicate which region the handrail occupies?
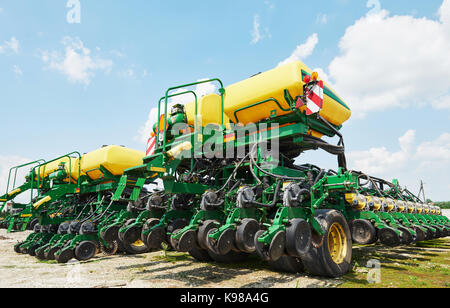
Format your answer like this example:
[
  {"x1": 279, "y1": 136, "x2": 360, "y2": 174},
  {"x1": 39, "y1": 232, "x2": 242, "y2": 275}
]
[
  {"x1": 159, "y1": 78, "x2": 225, "y2": 153},
  {"x1": 30, "y1": 152, "x2": 82, "y2": 203},
  {"x1": 5, "y1": 160, "x2": 46, "y2": 196},
  {"x1": 156, "y1": 90, "x2": 198, "y2": 154}
]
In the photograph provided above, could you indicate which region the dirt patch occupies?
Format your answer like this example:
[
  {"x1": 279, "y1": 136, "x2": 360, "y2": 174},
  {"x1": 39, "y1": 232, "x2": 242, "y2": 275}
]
[
  {"x1": 0, "y1": 230, "x2": 338, "y2": 288},
  {"x1": 0, "y1": 229, "x2": 448, "y2": 288}
]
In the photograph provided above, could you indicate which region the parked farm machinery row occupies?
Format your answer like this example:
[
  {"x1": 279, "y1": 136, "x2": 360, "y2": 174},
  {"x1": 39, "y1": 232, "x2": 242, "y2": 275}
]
[{"x1": 4, "y1": 61, "x2": 449, "y2": 277}]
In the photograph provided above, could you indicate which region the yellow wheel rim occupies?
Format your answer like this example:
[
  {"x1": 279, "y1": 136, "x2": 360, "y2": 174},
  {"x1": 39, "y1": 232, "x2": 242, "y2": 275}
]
[
  {"x1": 328, "y1": 223, "x2": 347, "y2": 264},
  {"x1": 132, "y1": 240, "x2": 145, "y2": 247}
]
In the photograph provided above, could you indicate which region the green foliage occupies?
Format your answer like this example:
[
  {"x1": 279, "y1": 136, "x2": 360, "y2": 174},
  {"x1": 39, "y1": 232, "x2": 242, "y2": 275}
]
[{"x1": 434, "y1": 201, "x2": 450, "y2": 209}]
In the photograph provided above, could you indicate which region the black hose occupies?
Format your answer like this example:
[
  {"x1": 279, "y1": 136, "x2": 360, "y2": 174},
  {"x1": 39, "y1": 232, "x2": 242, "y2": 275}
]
[
  {"x1": 216, "y1": 153, "x2": 251, "y2": 194},
  {"x1": 249, "y1": 180, "x2": 282, "y2": 208},
  {"x1": 249, "y1": 143, "x2": 306, "y2": 181},
  {"x1": 314, "y1": 169, "x2": 326, "y2": 185}
]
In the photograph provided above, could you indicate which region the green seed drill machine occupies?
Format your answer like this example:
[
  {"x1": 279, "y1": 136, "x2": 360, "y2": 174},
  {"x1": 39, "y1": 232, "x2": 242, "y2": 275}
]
[
  {"x1": 0, "y1": 160, "x2": 46, "y2": 232},
  {"x1": 7, "y1": 61, "x2": 449, "y2": 277},
  {"x1": 100, "y1": 61, "x2": 448, "y2": 277},
  {"x1": 11, "y1": 146, "x2": 156, "y2": 263}
]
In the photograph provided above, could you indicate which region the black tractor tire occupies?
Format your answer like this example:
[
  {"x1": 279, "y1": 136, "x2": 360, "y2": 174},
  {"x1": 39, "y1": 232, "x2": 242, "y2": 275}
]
[
  {"x1": 286, "y1": 219, "x2": 312, "y2": 257},
  {"x1": 378, "y1": 227, "x2": 401, "y2": 247},
  {"x1": 121, "y1": 239, "x2": 150, "y2": 255},
  {"x1": 35, "y1": 247, "x2": 47, "y2": 260},
  {"x1": 412, "y1": 226, "x2": 426, "y2": 242},
  {"x1": 269, "y1": 256, "x2": 305, "y2": 274},
  {"x1": 28, "y1": 219, "x2": 39, "y2": 231},
  {"x1": 28, "y1": 244, "x2": 40, "y2": 256},
  {"x1": 100, "y1": 240, "x2": 119, "y2": 256},
  {"x1": 349, "y1": 219, "x2": 377, "y2": 245},
  {"x1": 14, "y1": 242, "x2": 24, "y2": 254},
  {"x1": 197, "y1": 220, "x2": 219, "y2": 250},
  {"x1": 302, "y1": 210, "x2": 352, "y2": 278},
  {"x1": 398, "y1": 226, "x2": 414, "y2": 244},
  {"x1": 166, "y1": 219, "x2": 189, "y2": 248},
  {"x1": 254, "y1": 230, "x2": 270, "y2": 261},
  {"x1": 141, "y1": 218, "x2": 160, "y2": 242},
  {"x1": 75, "y1": 241, "x2": 97, "y2": 261},
  {"x1": 46, "y1": 246, "x2": 60, "y2": 260},
  {"x1": 56, "y1": 249, "x2": 75, "y2": 264},
  {"x1": 235, "y1": 218, "x2": 260, "y2": 253}
]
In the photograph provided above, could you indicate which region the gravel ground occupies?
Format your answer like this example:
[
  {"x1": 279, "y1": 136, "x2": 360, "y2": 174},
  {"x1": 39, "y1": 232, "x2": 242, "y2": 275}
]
[{"x1": 0, "y1": 230, "x2": 339, "y2": 288}]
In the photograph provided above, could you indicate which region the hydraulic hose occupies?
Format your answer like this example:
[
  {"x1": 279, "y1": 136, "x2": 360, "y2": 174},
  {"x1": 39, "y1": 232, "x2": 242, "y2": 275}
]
[{"x1": 249, "y1": 180, "x2": 282, "y2": 208}]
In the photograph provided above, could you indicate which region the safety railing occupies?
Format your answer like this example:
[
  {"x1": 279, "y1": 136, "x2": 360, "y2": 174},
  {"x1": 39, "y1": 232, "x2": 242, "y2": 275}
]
[
  {"x1": 157, "y1": 78, "x2": 225, "y2": 154},
  {"x1": 30, "y1": 152, "x2": 82, "y2": 202}
]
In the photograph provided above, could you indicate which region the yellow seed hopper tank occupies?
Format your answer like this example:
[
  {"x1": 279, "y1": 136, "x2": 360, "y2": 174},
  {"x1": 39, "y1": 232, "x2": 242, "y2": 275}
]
[
  {"x1": 223, "y1": 61, "x2": 352, "y2": 126},
  {"x1": 35, "y1": 146, "x2": 145, "y2": 182},
  {"x1": 184, "y1": 94, "x2": 231, "y2": 127},
  {"x1": 72, "y1": 146, "x2": 145, "y2": 181}
]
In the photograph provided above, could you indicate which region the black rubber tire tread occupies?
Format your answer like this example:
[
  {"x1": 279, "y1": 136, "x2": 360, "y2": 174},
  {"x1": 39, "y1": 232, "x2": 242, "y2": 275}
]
[
  {"x1": 55, "y1": 248, "x2": 74, "y2": 264},
  {"x1": 197, "y1": 220, "x2": 219, "y2": 250},
  {"x1": 120, "y1": 239, "x2": 150, "y2": 255},
  {"x1": 118, "y1": 219, "x2": 137, "y2": 243},
  {"x1": 28, "y1": 244, "x2": 40, "y2": 256},
  {"x1": 412, "y1": 226, "x2": 426, "y2": 242},
  {"x1": 349, "y1": 219, "x2": 377, "y2": 245},
  {"x1": 166, "y1": 219, "x2": 189, "y2": 247},
  {"x1": 398, "y1": 226, "x2": 414, "y2": 244},
  {"x1": 254, "y1": 230, "x2": 270, "y2": 261},
  {"x1": 235, "y1": 218, "x2": 260, "y2": 253},
  {"x1": 286, "y1": 219, "x2": 312, "y2": 257},
  {"x1": 14, "y1": 242, "x2": 23, "y2": 254},
  {"x1": 35, "y1": 247, "x2": 47, "y2": 260},
  {"x1": 75, "y1": 241, "x2": 97, "y2": 261},
  {"x1": 141, "y1": 218, "x2": 160, "y2": 242},
  {"x1": 100, "y1": 240, "x2": 119, "y2": 256},
  {"x1": 29, "y1": 219, "x2": 39, "y2": 231},
  {"x1": 378, "y1": 227, "x2": 401, "y2": 247},
  {"x1": 269, "y1": 256, "x2": 305, "y2": 274},
  {"x1": 302, "y1": 210, "x2": 352, "y2": 278},
  {"x1": 268, "y1": 231, "x2": 286, "y2": 262},
  {"x1": 46, "y1": 246, "x2": 59, "y2": 260}
]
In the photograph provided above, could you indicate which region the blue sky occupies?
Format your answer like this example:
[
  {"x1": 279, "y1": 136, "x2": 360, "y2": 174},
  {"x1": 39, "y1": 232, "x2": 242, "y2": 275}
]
[{"x1": 0, "y1": 0, "x2": 449, "y2": 201}]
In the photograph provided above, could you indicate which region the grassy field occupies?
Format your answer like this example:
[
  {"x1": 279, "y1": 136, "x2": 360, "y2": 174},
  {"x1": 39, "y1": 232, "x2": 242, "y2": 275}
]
[{"x1": 339, "y1": 238, "x2": 450, "y2": 288}]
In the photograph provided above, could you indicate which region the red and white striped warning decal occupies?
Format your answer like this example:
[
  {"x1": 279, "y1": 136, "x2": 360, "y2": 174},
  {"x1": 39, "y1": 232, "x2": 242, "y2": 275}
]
[
  {"x1": 146, "y1": 136, "x2": 156, "y2": 156},
  {"x1": 306, "y1": 80, "x2": 324, "y2": 116}
]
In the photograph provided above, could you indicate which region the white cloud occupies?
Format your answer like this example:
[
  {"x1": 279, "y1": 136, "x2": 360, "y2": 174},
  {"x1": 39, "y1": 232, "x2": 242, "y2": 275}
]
[
  {"x1": 136, "y1": 80, "x2": 218, "y2": 144},
  {"x1": 41, "y1": 37, "x2": 113, "y2": 85},
  {"x1": 327, "y1": 0, "x2": 450, "y2": 117},
  {"x1": 0, "y1": 8, "x2": 3, "y2": 14},
  {"x1": 12, "y1": 65, "x2": 22, "y2": 76},
  {"x1": 348, "y1": 130, "x2": 450, "y2": 200},
  {"x1": 431, "y1": 95, "x2": 450, "y2": 110},
  {"x1": 316, "y1": 13, "x2": 328, "y2": 25},
  {"x1": 415, "y1": 132, "x2": 450, "y2": 168},
  {"x1": 0, "y1": 37, "x2": 19, "y2": 54},
  {"x1": 264, "y1": 1, "x2": 275, "y2": 10},
  {"x1": 348, "y1": 130, "x2": 415, "y2": 174},
  {"x1": 251, "y1": 14, "x2": 263, "y2": 44},
  {"x1": 278, "y1": 33, "x2": 318, "y2": 67}
]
